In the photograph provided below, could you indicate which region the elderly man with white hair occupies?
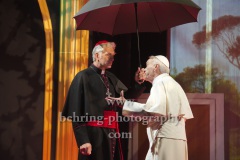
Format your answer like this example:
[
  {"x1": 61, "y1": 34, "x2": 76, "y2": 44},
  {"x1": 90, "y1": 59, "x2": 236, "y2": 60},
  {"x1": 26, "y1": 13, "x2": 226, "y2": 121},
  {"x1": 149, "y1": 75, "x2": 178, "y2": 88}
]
[
  {"x1": 62, "y1": 40, "x2": 145, "y2": 160},
  {"x1": 112, "y1": 55, "x2": 194, "y2": 160}
]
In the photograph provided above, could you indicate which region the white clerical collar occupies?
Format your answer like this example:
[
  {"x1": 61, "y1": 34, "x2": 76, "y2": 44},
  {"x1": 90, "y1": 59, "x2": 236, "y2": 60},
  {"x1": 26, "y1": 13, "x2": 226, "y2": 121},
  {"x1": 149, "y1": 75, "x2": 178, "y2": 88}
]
[{"x1": 153, "y1": 73, "x2": 169, "y2": 85}]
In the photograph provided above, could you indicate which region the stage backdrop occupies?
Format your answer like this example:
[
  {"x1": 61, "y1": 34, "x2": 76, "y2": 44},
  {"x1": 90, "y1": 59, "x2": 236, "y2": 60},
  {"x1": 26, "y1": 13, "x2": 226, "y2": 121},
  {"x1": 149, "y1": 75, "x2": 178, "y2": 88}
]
[
  {"x1": 0, "y1": 0, "x2": 47, "y2": 159},
  {"x1": 170, "y1": 0, "x2": 240, "y2": 159},
  {"x1": 0, "y1": 0, "x2": 60, "y2": 159}
]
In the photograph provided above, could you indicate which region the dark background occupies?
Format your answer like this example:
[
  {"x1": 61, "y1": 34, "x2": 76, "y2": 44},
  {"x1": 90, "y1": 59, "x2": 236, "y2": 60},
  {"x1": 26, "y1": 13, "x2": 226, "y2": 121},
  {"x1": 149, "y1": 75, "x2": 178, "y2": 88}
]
[
  {"x1": 0, "y1": 0, "x2": 59, "y2": 159},
  {"x1": 90, "y1": 31, "x2": 167, "y2": 92}
]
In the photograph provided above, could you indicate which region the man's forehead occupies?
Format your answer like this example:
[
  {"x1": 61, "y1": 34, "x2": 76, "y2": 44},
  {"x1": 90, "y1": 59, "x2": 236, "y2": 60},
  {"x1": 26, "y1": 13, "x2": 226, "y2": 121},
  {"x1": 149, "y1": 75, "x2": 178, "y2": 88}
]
[
  {"x1": 103, "y1": 43, "x2": 116, "y2": 54},
  {"x1": 146, "y1": 59, "x2": 153, "y2": 65}
]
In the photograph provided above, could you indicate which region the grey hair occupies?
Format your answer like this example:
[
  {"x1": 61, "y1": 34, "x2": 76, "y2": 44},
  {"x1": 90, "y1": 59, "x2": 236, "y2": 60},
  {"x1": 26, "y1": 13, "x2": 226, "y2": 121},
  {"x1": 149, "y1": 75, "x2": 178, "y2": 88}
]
[
  {"x1": 92, "y1": 45, "x2": 104, "y2": 61},
  {"x1": 149, "y1": 56, "x2": 170, "y2": 74},
  {"x1": 92, "y1": 42, "x2": 116, "y2": 61}
]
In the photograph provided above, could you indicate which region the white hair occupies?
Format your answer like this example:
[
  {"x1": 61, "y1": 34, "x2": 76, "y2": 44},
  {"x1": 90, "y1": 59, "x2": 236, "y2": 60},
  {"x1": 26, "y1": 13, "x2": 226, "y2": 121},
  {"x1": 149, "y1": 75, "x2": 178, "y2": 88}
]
[
  {"x1": 149, "y1": 56, "x2": 170, "y2": 74},
  {"x1": 92, "y1": 42, "x2": 116, "y2": 61},
  {"x1": 92, "y1": 45, "x2": 104, "y2": 61}
]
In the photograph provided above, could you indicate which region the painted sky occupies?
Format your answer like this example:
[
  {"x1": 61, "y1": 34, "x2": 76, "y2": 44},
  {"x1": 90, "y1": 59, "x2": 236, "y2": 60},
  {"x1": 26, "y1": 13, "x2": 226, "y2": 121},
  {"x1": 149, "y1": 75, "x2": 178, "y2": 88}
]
[{"x1": 170, "y1": 0, "x2": 240, "y2": 87}]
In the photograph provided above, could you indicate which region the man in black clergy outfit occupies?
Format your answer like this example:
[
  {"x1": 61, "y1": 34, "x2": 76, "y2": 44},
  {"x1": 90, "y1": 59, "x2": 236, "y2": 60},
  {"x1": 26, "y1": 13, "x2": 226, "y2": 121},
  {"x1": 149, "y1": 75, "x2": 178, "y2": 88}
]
[{"x1": 62, "y1": 40, "x2": 144, "y2": 160}]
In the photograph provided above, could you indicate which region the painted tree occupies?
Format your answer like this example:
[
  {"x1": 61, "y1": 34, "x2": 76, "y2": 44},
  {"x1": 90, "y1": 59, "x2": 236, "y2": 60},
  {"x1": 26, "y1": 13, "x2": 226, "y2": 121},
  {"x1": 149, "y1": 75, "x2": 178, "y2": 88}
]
[
  {"x1": 192, "y1": 15, "x2": 240, "y2": 69},
  {"x1": 174, "y1": 64, "x2": 240, "y2": 116},
  {"x1": 174, "y1": 65, "x2": 240, "y2": 159}
]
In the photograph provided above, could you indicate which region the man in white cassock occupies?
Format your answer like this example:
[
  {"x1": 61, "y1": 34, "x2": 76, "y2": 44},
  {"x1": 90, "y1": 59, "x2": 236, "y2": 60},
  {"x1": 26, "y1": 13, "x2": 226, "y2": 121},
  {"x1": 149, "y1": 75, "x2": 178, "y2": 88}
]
[{"x1": 111, "y1": 55, "x2": 194, "y2": 160}]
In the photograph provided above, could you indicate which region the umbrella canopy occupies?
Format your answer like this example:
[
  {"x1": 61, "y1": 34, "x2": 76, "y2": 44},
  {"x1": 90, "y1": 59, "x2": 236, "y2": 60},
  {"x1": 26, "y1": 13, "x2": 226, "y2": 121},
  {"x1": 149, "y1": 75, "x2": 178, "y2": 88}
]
[
  {"x1": 74, "y1": 0, "x2": 201, "y2": 67},
  {"x1": 74, "y1": 0, "x2": 201, "y2": 35}
]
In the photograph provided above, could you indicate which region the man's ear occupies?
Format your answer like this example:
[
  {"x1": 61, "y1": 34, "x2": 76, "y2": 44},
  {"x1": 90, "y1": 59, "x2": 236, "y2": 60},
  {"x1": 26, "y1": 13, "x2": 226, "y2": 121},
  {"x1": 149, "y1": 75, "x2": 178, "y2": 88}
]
[
  {"x1": 153, "y1": 64, "x2": 159, "y2": 72},
  {"x1": 95, "y1": 52, "x2": 99, "y2": 59}
]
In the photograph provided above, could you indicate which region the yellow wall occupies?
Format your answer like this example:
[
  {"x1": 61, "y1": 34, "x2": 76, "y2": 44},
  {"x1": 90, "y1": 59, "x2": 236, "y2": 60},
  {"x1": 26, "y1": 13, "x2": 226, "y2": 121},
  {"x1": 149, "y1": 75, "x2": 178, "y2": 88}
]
[
  {"x1": 56, "y1": 0, "x2": 89, "y2": 159},
  {"x1": 40, "y1": 0, "x2": 89, "y2": 159}
]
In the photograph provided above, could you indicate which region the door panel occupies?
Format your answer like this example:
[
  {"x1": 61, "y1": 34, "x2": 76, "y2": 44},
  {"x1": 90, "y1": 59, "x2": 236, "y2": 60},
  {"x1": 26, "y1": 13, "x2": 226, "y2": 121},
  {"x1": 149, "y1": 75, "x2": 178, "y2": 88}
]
[{"x1": 128, "y1": 93, "x2": 224, "y2": 160}]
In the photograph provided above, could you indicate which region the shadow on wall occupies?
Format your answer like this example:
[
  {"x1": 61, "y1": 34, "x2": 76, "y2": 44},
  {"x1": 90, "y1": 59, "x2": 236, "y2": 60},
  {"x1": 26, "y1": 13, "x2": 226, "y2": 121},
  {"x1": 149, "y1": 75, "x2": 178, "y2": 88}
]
[{"x1": 0, "y1": 0, "x2": 47, "y2": 159}]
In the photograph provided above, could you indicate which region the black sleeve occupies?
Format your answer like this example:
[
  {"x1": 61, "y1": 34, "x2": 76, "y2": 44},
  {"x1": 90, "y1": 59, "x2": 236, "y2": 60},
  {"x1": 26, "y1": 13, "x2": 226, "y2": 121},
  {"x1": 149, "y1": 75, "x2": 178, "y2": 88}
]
[
  {"x1": 72, "y1": 122, "x2": 90, "y2": 148},
  {"x1": 107, "y1": 71, "x2": 145, "y2": 99},
  {"x1": 125, "y1": 82, "x2": 146, "y2": 99},
  {"x1": 62, "y1": 72, "x2": 90, "y2": 147},
  {"x1": 62, "y1": 72, "x2": 84, "y2": 118}
]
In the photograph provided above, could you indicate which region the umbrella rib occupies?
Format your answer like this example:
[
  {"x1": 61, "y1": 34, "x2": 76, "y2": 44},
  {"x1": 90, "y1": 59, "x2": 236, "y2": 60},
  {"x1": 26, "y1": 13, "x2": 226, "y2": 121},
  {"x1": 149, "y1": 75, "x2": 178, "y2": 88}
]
[
  {"x1": 112, "y1": 5, "x2": 121, "y2": 35},
  {"x1": 148, "y1": 3, "x2": 162, "y2": 32},
  {"x1": 181, "y1": 4, "x2": 199, "y2": 22}
]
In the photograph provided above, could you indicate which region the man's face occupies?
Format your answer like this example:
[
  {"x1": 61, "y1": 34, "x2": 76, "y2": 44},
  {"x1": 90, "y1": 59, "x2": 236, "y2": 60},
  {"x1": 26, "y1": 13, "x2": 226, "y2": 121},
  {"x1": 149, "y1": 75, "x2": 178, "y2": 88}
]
[
  {"x1": 98, "y1": 48, "x2": 116, "y2": 69},
  {"x1": 95, "y1": 42, "x2": 116, "y2": 69},
  {"x1": 144, "y1": 59, "x2": 155, "y2": 82}
]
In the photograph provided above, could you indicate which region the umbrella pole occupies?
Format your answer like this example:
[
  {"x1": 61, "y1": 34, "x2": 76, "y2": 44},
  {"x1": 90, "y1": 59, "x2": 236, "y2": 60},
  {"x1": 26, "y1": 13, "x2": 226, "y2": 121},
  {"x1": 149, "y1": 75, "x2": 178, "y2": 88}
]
[{"x1": 134, "y1": 3, "x2": 142, "y2": 68}]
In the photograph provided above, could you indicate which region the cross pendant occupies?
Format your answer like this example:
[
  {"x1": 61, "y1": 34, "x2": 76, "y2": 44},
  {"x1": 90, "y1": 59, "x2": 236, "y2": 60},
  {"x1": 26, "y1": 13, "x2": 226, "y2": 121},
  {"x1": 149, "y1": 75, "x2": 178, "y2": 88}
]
[{"x1": 106, "y1": 89, "x2": 112, "y2": 97}]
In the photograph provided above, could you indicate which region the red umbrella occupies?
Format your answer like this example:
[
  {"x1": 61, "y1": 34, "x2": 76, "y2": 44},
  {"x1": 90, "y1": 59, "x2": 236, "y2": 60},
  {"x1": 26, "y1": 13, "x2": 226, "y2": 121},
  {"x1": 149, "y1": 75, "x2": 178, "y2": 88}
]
[{"x1": 74, "y1": 0, "x2": 201, "y2": 67}]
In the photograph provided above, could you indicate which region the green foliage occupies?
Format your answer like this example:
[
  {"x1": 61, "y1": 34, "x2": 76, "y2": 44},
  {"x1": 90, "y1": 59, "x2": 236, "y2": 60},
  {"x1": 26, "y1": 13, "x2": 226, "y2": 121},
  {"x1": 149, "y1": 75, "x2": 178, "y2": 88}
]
[
  {"x1": 174, "y1": 64, "x2": 240, "y2": 116},
  {"x1": 174, "y1": 64, "x2": 223, "y2": 93},
  {"x1": 174, "y1": 64, "x2": 240, "y2": 159}
]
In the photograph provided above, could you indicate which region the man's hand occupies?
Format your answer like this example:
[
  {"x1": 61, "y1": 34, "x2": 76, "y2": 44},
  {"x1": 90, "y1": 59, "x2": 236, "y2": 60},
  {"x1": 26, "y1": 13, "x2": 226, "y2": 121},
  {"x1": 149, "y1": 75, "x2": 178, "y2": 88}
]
[
  {"x1": 105, "y1": 90, "x2": 126, "y2": 105},
  {"x1": 135, "y1": 67, "x2": 145, "y2": 84},
  {"x1": 80, "y1": 143, "x2": 92, "y2": 155}
]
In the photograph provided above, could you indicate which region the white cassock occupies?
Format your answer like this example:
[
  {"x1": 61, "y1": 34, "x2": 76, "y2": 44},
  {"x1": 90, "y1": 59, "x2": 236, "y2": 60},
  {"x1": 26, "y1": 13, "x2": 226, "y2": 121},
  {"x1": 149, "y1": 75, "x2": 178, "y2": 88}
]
[{"x1": 123, "y1": 73, "x2": 194, "y2": 160}]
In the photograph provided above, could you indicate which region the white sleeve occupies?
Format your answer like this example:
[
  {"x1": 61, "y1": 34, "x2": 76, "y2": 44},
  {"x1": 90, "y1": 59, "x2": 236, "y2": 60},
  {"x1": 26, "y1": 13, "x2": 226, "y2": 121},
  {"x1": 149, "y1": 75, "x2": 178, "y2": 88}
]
[
  {"x1": 123, "y1": 81, "x2": 167, "y2": 117},
  {"x1": 123, "y1": 100, "x2": 144, "y2": 112},
  {"x1": 122, "y1": 100, "x2": 145, "y2": 117},
  {"x1": 178, "y1": 86, "x2": 194, "y2": 119},
  {"x1": 144, "y1": 82, "x2": 167, "y2": 116}
]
